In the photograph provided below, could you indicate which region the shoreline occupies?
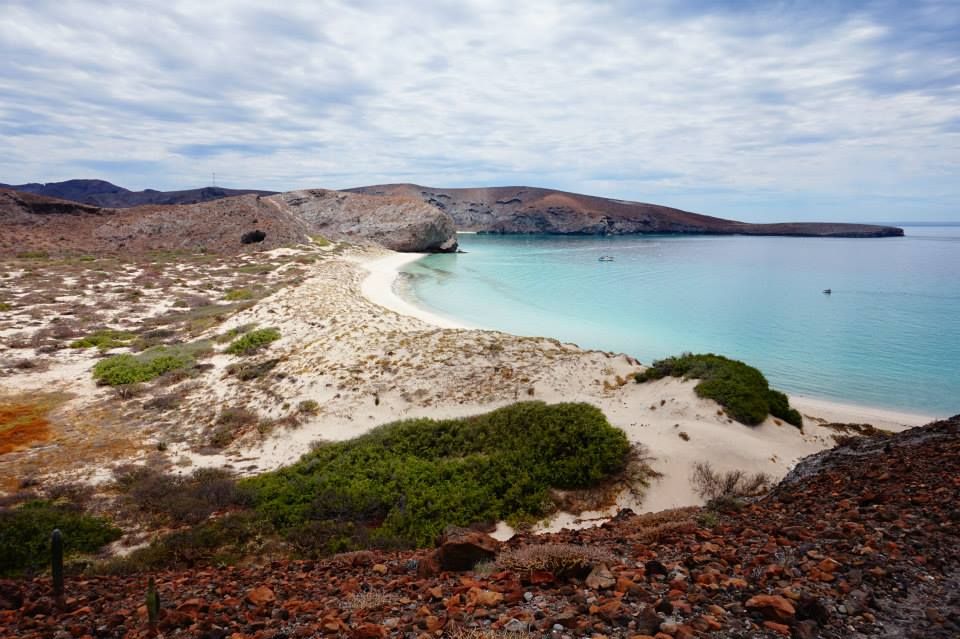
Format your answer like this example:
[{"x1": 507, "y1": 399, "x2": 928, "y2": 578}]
[
  {"x1": 359, "y1": 250, "x2": 936, "y2": 430},
  {"x1": 358, "y1": 252, "x2": 471, "y2": 330}
]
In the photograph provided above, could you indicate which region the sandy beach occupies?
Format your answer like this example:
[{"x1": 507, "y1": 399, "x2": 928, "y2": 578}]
[{"x1": 0, "y1": 242, "x2": 936, "y2": 529}]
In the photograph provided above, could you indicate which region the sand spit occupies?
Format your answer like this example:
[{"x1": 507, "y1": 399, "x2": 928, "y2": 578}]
[{"x1": 0, "y1": 242, "x2": 933, "y2": 530}]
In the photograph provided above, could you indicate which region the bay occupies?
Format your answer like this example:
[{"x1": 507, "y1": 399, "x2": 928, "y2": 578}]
[{"x1": 400, "y1": 227, "x2": 960, "y2": 416}]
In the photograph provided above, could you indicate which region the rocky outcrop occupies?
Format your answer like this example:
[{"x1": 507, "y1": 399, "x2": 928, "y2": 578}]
[
  {"x1": 0, "y1": 188, "x2": 458, "y2": 256},
  {"x1": 270, "y1": 189, "x2": 457, "y2": 253},
  {"x1": 347, "y1": 183, "x2": 905, "y2": 238}
]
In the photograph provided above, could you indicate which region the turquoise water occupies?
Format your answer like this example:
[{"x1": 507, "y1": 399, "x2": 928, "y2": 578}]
[{"x1": 400, "y1": 227, "x2": 960, "y2": 417}]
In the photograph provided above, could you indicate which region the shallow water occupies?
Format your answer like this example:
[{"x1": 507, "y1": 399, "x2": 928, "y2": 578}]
[{"x1": 401, "y1": 227, "x2": 960, "y2": 416}]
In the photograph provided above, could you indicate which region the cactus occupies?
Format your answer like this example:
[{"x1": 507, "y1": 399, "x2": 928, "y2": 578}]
[
  {"x1": 51, "y1": 529, "x2": 64, "y2": 601},
  {"x1": 146, "y1": 577, "x2": 160, "y2": 627}
]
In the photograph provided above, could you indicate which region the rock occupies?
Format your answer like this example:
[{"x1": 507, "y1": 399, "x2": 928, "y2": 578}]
[
  {"x1": 245, "y1": 586, "x2": 275, "y2": 607},
  {"x1": 435, "y1": 528, "x2": 500, "y2": 571},
  {"x1": 745, "y1": 595, "x2": 795, "y2": 623},
  {"x1": 645, "y1": 560, "x2": 669, "y2": 578},
  {"x1": 274, "y1": 189, "x2": 458, "y2": 253},
  {"x1": 762, "y1": 620, "x2": 791, "y2": 636},
  {"x1": 352, "y1": 623, "x2": 388, "y2": 639},
  {"x1": 586, "y1": 563, "x2": 616, "y2": 590},
  {"x1": 466, "y1": 587, "x2": 503, "y2": 608}
]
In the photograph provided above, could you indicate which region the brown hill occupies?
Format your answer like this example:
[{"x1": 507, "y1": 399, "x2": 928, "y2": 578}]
[
  {"x1": 0, "y1": 188, "x2": 457, "y2": 256},
  {"x1": 0, "y1": 415, "x2": 955, "y2": 638},
  {"x1": 347, "y1": 184, "x2": 905, "y2": 238},
  {"x1": 0, "y1": 179, "x2": 276, "y2": 207}
]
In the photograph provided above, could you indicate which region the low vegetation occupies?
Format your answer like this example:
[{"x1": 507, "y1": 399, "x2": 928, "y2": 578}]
[
  {"x1": 245, "y1": 402, "x2": 631, "y2": 552},
  {"x1": 92, "y1": 341, "x2": 212, "y2": 386},
  {"x1": 70, "y1": 328, "x2": 136, "y2": 350},
  {"x1": 636, "y1": 353, "x2": 803, "y2": 427},
  {"x1": 0, "y1": 500, "x2": 121, "y2": 576},
  {"x1": 226, "y1": 327, "x2": 280, "y2": 356}
]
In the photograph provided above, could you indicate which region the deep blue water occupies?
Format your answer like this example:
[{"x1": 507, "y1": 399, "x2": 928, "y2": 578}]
[{"x1": 400, "y1": 227, "x2": 960, "y2": 416}]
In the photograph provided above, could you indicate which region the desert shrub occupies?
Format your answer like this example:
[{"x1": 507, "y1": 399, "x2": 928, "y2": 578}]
[
  {"x1": 0, "y1": 302, "x2": 12, "y2": 312},
  {"x1": 97, "y1": 510, "x2": 272, "y2": 573},
  {"x1": 226, "y1": 328, "x2": 280, "y2": 356},
  {"x1": 298, "y1": 399, "x2": 320, "y2": 414},
  {"x1": 92, "y1": 341, "x2": 212, "y2": 386},
  {"x1": 690, "y1": 461, "x2": 771, "y2": 509},
  {"x1": 16, "y1": 251, "x2": 48, "y2": 259},
  {"x1": 226, "y1": 358, "x2": 279, "y2": 381},
  {"x1": 496, "y1": 543, "x2": 615, "y2": 578},
  {"x1": 245, "y1": 402, "x2": 630, "y2": 549},
  {"x1": 113, "y1": 466, "x2": 252, "y2": 526},
  {"x1": 70, "y1": 329, "x2": 136, "y2": 350},
  {"x1": 223, "y1": 288, "x2": 255, "y2": 301},
  {"x1": 636, "y1": 353, "x2": 803, "y2": 427},
  {"x1": 0, "y1": 500, "x2": 121, "y2": 576},
  {"x1": 215, "y1": 323, "x2": 257, "y2": 343}
]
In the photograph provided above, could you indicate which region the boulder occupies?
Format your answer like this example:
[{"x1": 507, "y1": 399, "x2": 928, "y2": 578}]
[{"x1": 434, "y1": 527, "x2": 500, "y2": 572}]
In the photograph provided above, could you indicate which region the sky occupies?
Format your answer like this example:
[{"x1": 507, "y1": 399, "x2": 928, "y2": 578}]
[{"x1": 1, "y1": 0, "x2": 958, "y2": 223}]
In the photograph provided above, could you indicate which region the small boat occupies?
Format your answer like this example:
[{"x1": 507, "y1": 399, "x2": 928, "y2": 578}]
[
  {"x1": 598, "y1": 256, "x2": 615, "y2": 262},
  {"x1": 823, "y1": 288, "x2": 832, "y2": 295}
]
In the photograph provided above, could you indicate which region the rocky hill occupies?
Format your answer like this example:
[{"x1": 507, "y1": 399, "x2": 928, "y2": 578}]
[
  {"x1": 1, "y1": 415, "x2": 955, "y2": 638},
  {"x1": 0, "y1": 179, "x2": 276, "y2": 208},
  {"x1": 347, "y1": 184, "x2": 905, "y2": 238},
  {"x1": 0, "y1": 188, "x2": 457, "y2": 256}
]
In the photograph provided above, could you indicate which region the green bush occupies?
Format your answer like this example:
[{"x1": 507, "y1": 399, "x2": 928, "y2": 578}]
[
  {"x1": 226, "y1": 328, "x2": 280, "y2": 356},
  {"x1": 636, "y1": 353, "x2": 803, "y2": 428},
  {"x1": 244, "y1": 401, "x2": 630, "y2": 549},
  {"x1": 92, "y1": 341, "x2": 212, "y2": 386},
  {"x1": 71, "y1": 329, "x2": 136, "y2": 350},
  {"x1": 0, "y1": 501, "x2": 121, "y2": 576}
]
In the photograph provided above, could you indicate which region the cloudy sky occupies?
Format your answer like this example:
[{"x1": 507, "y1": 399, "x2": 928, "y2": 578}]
[{"x1": 1, "y1": 1, "x2": 958, "y2": 222}]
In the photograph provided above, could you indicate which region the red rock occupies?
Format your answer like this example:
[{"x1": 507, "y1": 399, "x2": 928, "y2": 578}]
[
  {"x1": 745, "y1": 595, "x2": 795, "y2": 623},
  {"x1": 245, "y1": 586, "x2": 276, "y2": 607},
  {"x1": 352, "y1": 623, "x2": 387, "y2": 639},
  {"x1": 589, "y1": 598, "x2": 622, "y2": 621},
  {"x1": 466, "y1": 587, "x2": 503, "y2": 608},
  {"x1": 763, "y1": 620, "x2": 791, "y2": 636}
]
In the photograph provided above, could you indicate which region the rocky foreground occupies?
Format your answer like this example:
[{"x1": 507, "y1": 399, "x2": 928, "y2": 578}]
[{"x1": 1, "y1": 415, "x2": 956, "y2": 639}]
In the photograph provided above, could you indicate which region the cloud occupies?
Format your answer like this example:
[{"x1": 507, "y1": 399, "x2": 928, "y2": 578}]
[{"x1": 0, "y1": 0, "x2": 957, "y2": 221}]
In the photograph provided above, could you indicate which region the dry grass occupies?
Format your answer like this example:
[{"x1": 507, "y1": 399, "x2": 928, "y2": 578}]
[
  {"x1": 341, "y1": 589, "x2": 399, "y2": 612},
  {"x1": 446, "y1": 627, "x2": 536, "y2": 639},
  {"x1": 690, "y1": 461, "x2": 772, "y2": 503},
  {"x1": 496, "y1": 543, "x2": 615, "y2": 578}
]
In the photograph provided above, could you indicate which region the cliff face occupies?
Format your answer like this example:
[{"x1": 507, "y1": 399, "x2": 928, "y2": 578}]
[
  {"x1": 347, "y1": 184, "x2": 905, "y2": 238},
  {"x1": 270, "y1": 189, "x2": 458, "y2": 253},
  {"x1": 0, "y1": 188, "x2": 458, "y2": 256}
]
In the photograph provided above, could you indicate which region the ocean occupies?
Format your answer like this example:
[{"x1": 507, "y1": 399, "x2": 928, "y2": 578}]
[{"x1": 399, "y1": 226, "x2": 960, "y2": 417}]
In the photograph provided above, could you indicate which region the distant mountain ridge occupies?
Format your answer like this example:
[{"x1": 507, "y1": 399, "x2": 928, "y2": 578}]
[
  {"x1": 347, "y1": 183, "x2": 905, "y2": 238},
  {"x1": 1, "y1": 178, "x2": 905, "y2": 238},
  {"x1": 0, "y1": 178, "x2": 276, "y2": 208}
]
